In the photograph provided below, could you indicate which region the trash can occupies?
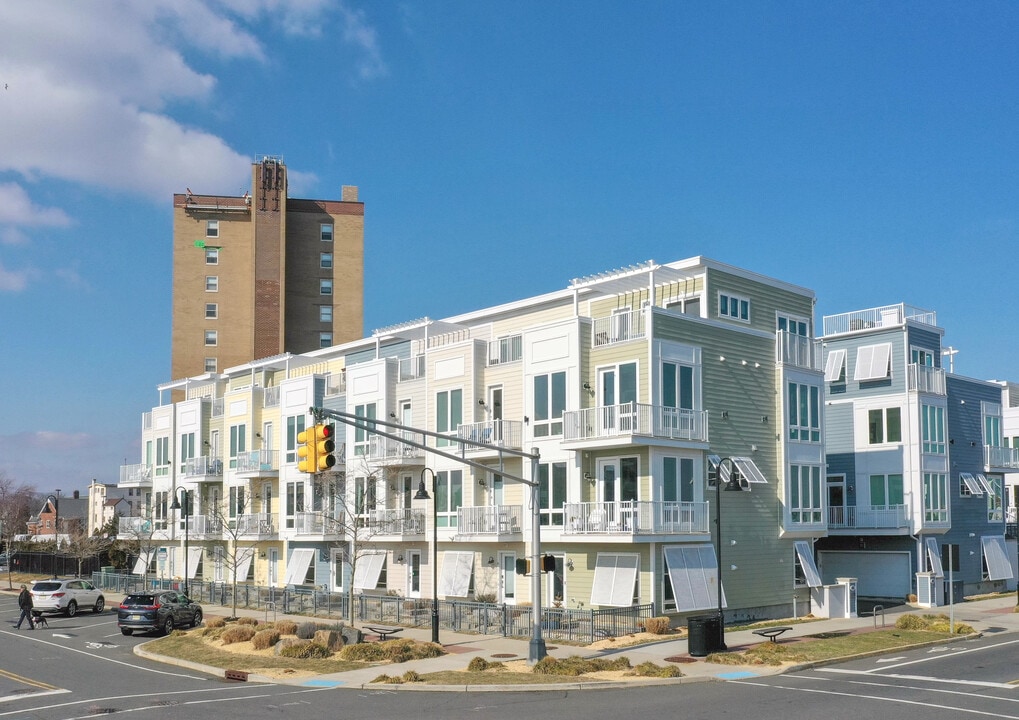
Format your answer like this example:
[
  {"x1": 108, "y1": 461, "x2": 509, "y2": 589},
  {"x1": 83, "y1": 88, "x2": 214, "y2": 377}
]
[{"x1": 687, "y1": 614, "x2": 722, "y2": 657}]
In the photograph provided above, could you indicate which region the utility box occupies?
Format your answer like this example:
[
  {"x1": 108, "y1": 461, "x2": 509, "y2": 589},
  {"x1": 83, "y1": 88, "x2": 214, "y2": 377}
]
[
  {"x1": 812, "y1": 582, "x2": 852, "y2": 619},
  {"x1": 835, "y1": 577, "x2": 858, "y2": 618},
  {"x1": 916, "y1": 572, "x2": 944, "y2": 607}
]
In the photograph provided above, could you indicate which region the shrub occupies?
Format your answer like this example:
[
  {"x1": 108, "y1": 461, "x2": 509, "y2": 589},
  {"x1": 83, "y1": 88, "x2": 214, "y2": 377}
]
[
  {"x1": 340, "y1": 638, "x2": 445, "y2": 663},
  {"x1": 895, "y1": 614, "x2": 930, "y2": 630},
  {"x1": 251, "y1": 628, "x2": 281, "y2": 650},
  {"x1": 205, "y1": 618, "x2": 226, "y2": 629},
  {"x1": 467, "y1": 657, "x2": 491, "y2": 672},
  {"x1": 237, "y1": 616, "x2": 259, "y2": 626},
  {"x1": 370, "y1": 674, "x2": 402, "y2": 684},
  {"x1": 532, "y1": 655, "x2": 629, "y2": 676},
  {"x1": 220, "y1": 625, "x2": 256, "y2": 645},
  {"x1": 630, "y1": 661, "x2": 683, "y2": 678},
  {"x1": 277, "y1": 641, "x2": 332, "y2": 659},
  {"x1": 401, "y1": 670, "x2": 422, "y2": 683},
  {"x1": 643, "y1": 616, "x2": 672, "y2": 635},
  {"x1": 275, "y1": 620, "x2": 298, "y2": 636}
]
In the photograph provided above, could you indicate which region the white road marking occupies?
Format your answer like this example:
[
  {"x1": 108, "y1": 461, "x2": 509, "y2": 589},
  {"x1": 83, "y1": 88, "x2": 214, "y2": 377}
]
[{"x1": 875, "y1": 656, "x2": 906, "y2": 663}]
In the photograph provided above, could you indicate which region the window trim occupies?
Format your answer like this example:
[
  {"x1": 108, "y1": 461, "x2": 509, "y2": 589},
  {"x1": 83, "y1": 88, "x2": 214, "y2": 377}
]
[
  {"x1": 717, "y1": 291, "x2": 750, "y2": 322},
  {"x1": 205, "y1": 276, "x2": 219, "y2": 292},
  {"x1": 206, "y1": 219, "x2": 219, "y2": 238}
]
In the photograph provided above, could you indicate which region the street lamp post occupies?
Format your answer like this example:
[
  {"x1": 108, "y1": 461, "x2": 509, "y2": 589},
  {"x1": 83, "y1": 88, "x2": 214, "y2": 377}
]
[
  {"x1": 708, "y1": 457, "x2": 747, "y2": 652},
  {"x1": 413, "y1": 468, "x2": 439, "y2": 644},
  {"x1": 170, "y1": 489, "x2": 190, "y2": 597},
  {"x1": 47, "y1": 491, "x2": 60, "y2": 579}
]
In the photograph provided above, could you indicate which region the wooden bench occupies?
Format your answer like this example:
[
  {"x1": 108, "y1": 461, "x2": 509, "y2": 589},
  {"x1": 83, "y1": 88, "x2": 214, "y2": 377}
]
[
  {"x1": 752, "y1": 626, "x2": 792, "y2": 643},
  {"x1": 364, "y1": 625, "x2": 403, "y2": 642}
]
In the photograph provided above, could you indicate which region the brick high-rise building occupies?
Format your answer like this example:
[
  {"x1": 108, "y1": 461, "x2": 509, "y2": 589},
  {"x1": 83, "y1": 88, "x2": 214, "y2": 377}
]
[{"x1": 171, "y1": 157, "x2": 363, "y2": 381}]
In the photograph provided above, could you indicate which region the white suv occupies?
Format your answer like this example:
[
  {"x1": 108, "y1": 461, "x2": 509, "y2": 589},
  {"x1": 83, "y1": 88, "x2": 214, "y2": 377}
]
[{"x1": 30, "y1": 579, "x2": 105, "y2": 616}]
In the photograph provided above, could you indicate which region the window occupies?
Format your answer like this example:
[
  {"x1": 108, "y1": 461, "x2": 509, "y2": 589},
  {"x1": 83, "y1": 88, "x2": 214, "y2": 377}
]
[
  {"x1": 205, "y1": 248, "x2": 219, "y2": 264},
  {"x1": 319, "y1": 332, "x2": 332, "y2": 348},
  {"x1": 320, "y1": 223, "x2": 333, "y2": 242},
  {"x1": 435, "y1": 389, "x2": 463, "y2": 448},
  {"x1": 940, "y1": 543, "x2": 960, "y2": 573},
  {"x1": 983, "y1": 402, "x2": 1003, "y2": 447},
  {"x1": 538, "y1": 462, "x2": 567, "y2": 526},
  {"x1": 921, "y1": 404, "x2": 946, "y2": 454},
  {"x1": 960, "y1": 472, "x2": 986, "y2": 496},
  {"x1": 320, "y1": 279, "x2": 332, "y2": 295},
  {"x1": 435, "y1": 470, "x2": 463, "y2": 527},
  {"x1": 924, "y1": 473, "x2": 948, "y2": 523},
  {"x1": 319, "y1": 305, "x2": 333, "y2": 323},
  {"x1": 206, "y1": 220, "x2": 219, "y2": 238},
  {"x1": 868, "y1": 407, "x2": 901, "y2": 444},
  {"x1": 204, "y1": 357, "x2": 217, "y2": 373},
  {"x1": 824, "y1": 349, "x2": 846, "y2": 382},
  {"x1": 286, "y1": 415, "x2": 306, "y2": 464},
  {"x1": 718, "y1": 292, "x2": 750, "y2": 321},
  {"x1": 777, "y1": 314, "x2": 808, "y2": 336},
  {"x1": 155, "y1": 437, "x2": 170, "y2": 476},
  {"x1": 489, "y1": 335, "x2": 522, "y2": 365},
  {"x1": 229, "y1": 424, "x2": 246, "y2": 468},
  {"x1": 353, "y1": 403, "x2": 376, "y2": 456},
  {"x1": 354, "y1": 476, "x2": 378, "y2": 516},
  {"x1": 533, "y1": 371, "x2": 566, "y2": 437},
  {"x1": 662, "y1": 361, "x2": 695, "y2": 410},
  {"x1": 205, "y1": 276, "x2": 218, "y2": 292},
  {"x1": 229, "y1": 485, "x2": 246, "y2": 518},
  {"x1": 789, "y1": 465, "x2": 823, "y2": 523},
  {"x1": 911, "y1": 347, "x2": 934, "y2": 366},
  {"x1": 869, "y1": 473, "x2": 904, "y2": 507},
  {"x1": 320, "y1": 252, "x2": 333, "y2": 269},
  {"x1": 985, "y1": 475, "x2": 1003, "y2": 521},
  {"x1": 204, "y1": 330, "x2": 217, "y2": 346},
  {"x1": 662, "y1": 457, "x2": 694, "y2": 503},
  {"x1": 205, "y1": 303, "x2": 218, "y2": 319},
  {"x1": 854, "y1": 343, "x2": 892, "y2": 381},
  {"x1": 788, "y1": 382, "x2": 821, "y2": 442}
]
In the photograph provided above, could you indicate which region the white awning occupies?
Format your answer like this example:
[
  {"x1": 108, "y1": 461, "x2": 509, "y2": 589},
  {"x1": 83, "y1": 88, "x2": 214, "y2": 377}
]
[
  {"x1": 925, "y1": 538, "x2": 944, "y2": 578},
  {"x1": 793, "y1": 541, "x2": 822, "y2": 587},
  {"x1": 960, "y1": 473, "x2": 984, "y2": 496},
  {"x1": 981, "y1": 536, "x2": 1013, "y2": 581},
  {"x1": 132, "y1": 550, "x2": 153, "y2": 575},
  {"x1": 353, "y1": 551, "x2": 387, "y2": 590},
  {"x1": 438, "y1": 551, "x2": 474, "y2": 597},
  {"x1": 591, "y1": 552, "x2": 640, "y2": 607},
  {"x1": 186, "y1": 547, "x2": 203, "y2": 579},
  {"x1": 975, "y1": 474, "x2": 997, "y2": 496},
  {"x1": 824, "y1": 348, "x2": 847, "y2": 382},
  {"x1": 663, "y1": 545, "x2": 723, "y2": 611},
  {"x1": 233, "y1": 547, "x2": 254, "y2": 583},
  {"x1": 854, "y1": 343, "x2": 891, "y2": 381},
  {"x1": 283, "y1": 548, "x2": 316, "y2": 586}
]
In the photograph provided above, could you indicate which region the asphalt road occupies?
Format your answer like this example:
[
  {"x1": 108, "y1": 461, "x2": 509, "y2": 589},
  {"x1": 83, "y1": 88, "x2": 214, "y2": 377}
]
[{"x1": 3, "y1": 590, "x2": 1018, "y2": 720}]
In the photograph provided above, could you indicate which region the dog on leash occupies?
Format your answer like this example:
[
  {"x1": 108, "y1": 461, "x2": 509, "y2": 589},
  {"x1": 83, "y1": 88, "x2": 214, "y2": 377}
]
[{"x1": 31, "y1": 612, "x2": 48, "y2": 629}]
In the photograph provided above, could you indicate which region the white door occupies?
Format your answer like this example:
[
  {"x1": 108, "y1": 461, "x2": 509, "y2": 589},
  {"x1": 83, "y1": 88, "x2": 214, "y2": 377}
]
[{"x1": 408, "y1": 550, "x2": 422, "y2": 598}]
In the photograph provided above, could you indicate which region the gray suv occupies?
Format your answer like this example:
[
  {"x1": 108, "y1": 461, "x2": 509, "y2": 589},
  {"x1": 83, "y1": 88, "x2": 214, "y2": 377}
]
[{"x1": 117, "y1": 591, "x2": 203, "y2": 635}]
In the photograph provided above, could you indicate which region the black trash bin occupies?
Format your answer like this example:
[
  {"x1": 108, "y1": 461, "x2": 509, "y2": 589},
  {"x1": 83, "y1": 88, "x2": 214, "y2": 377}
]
[{"x1": 687, "y1": 614, "x2": 722, "y2": 657}]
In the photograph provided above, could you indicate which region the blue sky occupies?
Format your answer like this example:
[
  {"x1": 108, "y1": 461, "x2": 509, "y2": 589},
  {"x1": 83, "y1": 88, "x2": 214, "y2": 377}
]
[{"x1": 2, "y1": 1, "x2": 1018, "y2": 494}]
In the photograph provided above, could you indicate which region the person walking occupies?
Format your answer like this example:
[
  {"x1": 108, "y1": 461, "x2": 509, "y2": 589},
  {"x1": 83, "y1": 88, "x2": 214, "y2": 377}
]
[{"x1": 15, "y1": 584, "x2": 34, "y2": 630}]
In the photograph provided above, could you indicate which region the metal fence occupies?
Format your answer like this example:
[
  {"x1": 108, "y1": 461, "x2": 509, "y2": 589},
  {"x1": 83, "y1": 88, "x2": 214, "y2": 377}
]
[
  {"x1": 91, "y1": 572, "x2": 654, "y2": 644},
  {"x1": 9, "y1": 551, "x2": 105, "y2": 578}
]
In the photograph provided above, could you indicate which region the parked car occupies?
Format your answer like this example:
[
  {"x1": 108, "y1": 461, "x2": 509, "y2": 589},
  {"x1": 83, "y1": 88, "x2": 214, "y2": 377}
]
[
  {"x1": 117, "y1": 591, "x2": 203, "y2": 636},
  {"x1": 30, "y1": 578, "x2": 105, "y2": 616}
]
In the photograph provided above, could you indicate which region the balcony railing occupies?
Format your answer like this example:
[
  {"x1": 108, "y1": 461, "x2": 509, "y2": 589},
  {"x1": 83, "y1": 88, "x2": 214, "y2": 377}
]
[
  {"x1": 263, "y1": 386, "x2": 281, "y2": 408},
  {"x1": 776, "y1": 331, "x2": 822, "y2": 371},
  {"x1": 828, "y1": 504, "x2": 909, "y2": 529},
  {"x1": 366, "y1": 508, "x2": 426, "y2": 536},
  {"x1": 822, "y1": 303, "x2": 937, "y2": 337},
  {"x1": 562, "y1": 501, "x2": 709, "y2": 535},
  {"x1": 236, "y1": 514, "x2": 275, "y2": 537},
  {"x1": 985, "y1": 445, "x2": 1019, "y2": 470},
  {"x1": 286, "y1": 511, "x2": 342, "y2": 535},
  {"x1": 457, "y1": 505, "x2": 523, "y2": 535},
  {"x1": 119, "y1": 463, "x2": 153, "y2": 486},
  {"x1": 399, "y1": 355, "x2": 425, "y2": 381},
  {"x1": 186, "y1": 514, "x2": 222, "y2": 537},
  {"x1": 592, "y1": 309, "x2": 646, "y2": 347},
  {"x1": 908, "y1": 363, "x2": 946, "y2": 395},
  {"x1": 234, "y1": 449, "x2": 278, "y2": 474},
  {"x1": 325, "y1": 371, "x2": 346, "y2": 397},
  {"x1": 118, "y1": 516, "x2": 152, "y2": 535},
  {"x1": 564, "y1": 404, "x2": 708, "y2": 443},
  {"x1": 457, "y1": 420, "x2": 523, "y2": 452},
  {"x1": 182, "y1": 456, "x2": 223, "y2": 478},
  {"x1": 367, "y1": 435, "x2": 419, "y2": 462}
]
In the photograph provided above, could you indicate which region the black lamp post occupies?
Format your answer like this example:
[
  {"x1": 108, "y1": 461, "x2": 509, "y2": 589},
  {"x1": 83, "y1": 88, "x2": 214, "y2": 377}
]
[
  {"x1": 413, "y1": 468, "x2": 439, "y2": 644},
  {"x1": 170, "y1": 489, "x2": 190, "y2": 597},
  {"x1": 708, "y1": 457, "x2": 747, "y2": 651},
  {"x1": 47, "y1": 491, "x2": 60, "y2": 579}
]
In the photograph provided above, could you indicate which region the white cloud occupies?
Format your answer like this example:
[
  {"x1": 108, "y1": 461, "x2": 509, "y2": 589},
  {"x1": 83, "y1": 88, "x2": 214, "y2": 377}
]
[
  {"x1": 0, "y1": 262, "x2": 33, "y2": 292},
  {"x1": 0, "y1": 183, "x2": 72, "y2": 227},
  {"x1": 339, "y1": 3, "x2": 389, "y2": 80}
]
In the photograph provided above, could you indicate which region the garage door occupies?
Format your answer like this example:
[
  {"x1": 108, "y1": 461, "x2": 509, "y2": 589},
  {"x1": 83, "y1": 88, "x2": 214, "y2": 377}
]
[{"x1": 818, "y1": 551, "x2": 911, "y2": 599}]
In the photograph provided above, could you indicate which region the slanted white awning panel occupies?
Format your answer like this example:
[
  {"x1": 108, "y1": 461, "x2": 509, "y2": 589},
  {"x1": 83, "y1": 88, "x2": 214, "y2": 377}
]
[
  {"x1": 663, "y1": 545, "x2": 724, "y2": 611},
  {"x1": 981, "y1": 536, "x2": 1013, "y2": 581},
  {"x1": 283, "y1": 548, "x2": 316, "y2": 586},
  {"x1": 824, "y1": 349, "x2": 847, "y2": 382},
  {"x1": 132, "y1": 550, "x2": 153, "y2": 575},
  {"x1": 591, "y1": 553, "x2": 640, "y2": 607},
  {"x1": 925, "y1": 537, "x2": 944, "y2": 578},
  {"x1": 233, "y1": 547, "x2": 254, "y2": 583},
  {"x1": 794, "y1": 541, "x2": 822, "y2": 587},
  {"x1": 438, "y1": 551, "x2": 474, "y2": 598},
  {"x1": 353, "y1": 551, "x2": 387, "y2": 590}
]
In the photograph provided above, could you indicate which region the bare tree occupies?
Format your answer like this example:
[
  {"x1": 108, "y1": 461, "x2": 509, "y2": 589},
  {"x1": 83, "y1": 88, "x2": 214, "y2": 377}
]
[
  {"x1": 65, "y1": 524, "x2": 111, "y2": 578},
  {"x1": 0, "y1": 472, "x2": 37, "y2": 589},
  {"x1": 205, "y1": 493, "x2": 257, "y2": 619},
  {"x1": 114, "y1": 508, "x2": 159, "y2": 588}
]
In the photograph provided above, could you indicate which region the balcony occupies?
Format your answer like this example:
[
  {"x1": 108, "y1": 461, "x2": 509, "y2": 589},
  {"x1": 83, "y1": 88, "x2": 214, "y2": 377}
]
[
  {"x1": 457, "y1": 420, "x2": 523, "y2": 454},
  {"x1": 564, "y1": 403, "x2": 708, "y2": 445},
  {"x1": 186, "y1": 514, "x2": 222, "y2": 538},
  {"x1": 456, "y1": 505, "x2": 523, "y2": 539},
  {"x1": 822, "y1": 303, "x2": 937, "y2": 337},
  {"x1": 118, "y1": 516, "x2": 152, "y2": 536},
  {"x1": 366, "y1": 435, "x2": 421, "y2": 464},
  {"x1": 284, "y1": 511, "x2": 344, "y2": 538},
  {"x1": 235, "y1": 514, "x2": 275, "y2": 538},
  {"x1": 119, "y1": 463, "x2": 152, "y2": 487},
  {"x1": 234, "y1": 449, "x2": 279, "y2": 477},
  {"x1": 182, "y1": 456, "x2": 223, "y2": 480},
  {"x1": 592, "y1": 309, "x2": 646, "y2": 347},
  {"x1": 908, "y1": 363, "x2": 946, "y2": 395},
  {"x1": 985, "y1": 445, "x2": 1019, "y2": 471},
  {"x1": 562, "y1": 501, "x2": 710, "y2": 536},
  {"x1": 366, "y1": 508, "x2": 426, "y2": 538},
  {"x1": 827, "y1": 504, "x2": 909, "y2": 532},
  {"x1": 776, "y1": 331, "x2": 822, "y2": 371}
]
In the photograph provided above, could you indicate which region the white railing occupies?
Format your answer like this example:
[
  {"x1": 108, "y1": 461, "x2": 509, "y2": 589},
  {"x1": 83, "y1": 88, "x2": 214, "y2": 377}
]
[
  {"x1": 828, "y1": 504, "x2": 909, "y2": 529},
  {"x1": 263, "y1": 386, "x2": 281, "y2": 407},
  {"x1": 457, "y1": 505, "x2": 523, "y2": 535},
  {"x1": 235, "y1": 449, "x2": 278, "y2": 473},
  {"x1": 118, "y1": 516, "x2": 152, "y2": 535},
  {"x1": 187, "y1": 514, "x2": 222, "y2": 537},
  {"x1": 822, "y1": 303, "x2": 937, "y2": 336},
  {"x1": 457, "y1": 420, "x2": 523, "y2": 451},
  {"x1": 908, "y1": 364, "x2": 946, "y2": 395},
  {"x1": 366, "y1": 508, "x2": 426, "y2": 535},
  {"x1": 119, "y1": 463, "x2": 153, "y2": 485},
  {"x1": 399, "y1": 355, "x2": 425, "y2": 381},
  {"x1": 212, "y1": 398, "x2": 224, "y2": 417},
  {"x1": 564, "y1": 404, "x2": 708, "y2": 443},
  {"x1": 367, "y1": 434, "x2": 419, "y2": 462},
  {"x1": 985, "y1": 445, "x2": 1019, "y2": 469},
  {"x1": 236, "y1": 514, "x2": 275, "y2": 536},
  {"x1": 776, "y1": 331, "x2": 822, "y2": 370},
  {"x1": 183, "y1": 456, "x2": 222, "y2": 478},
  {"x1": 592, "y1": 308, "x2": 647, "y2": 347},
  {"x1": 563, "y1": 501, "x2": 709, "y2": 535},
  {"x1": 325, "y1": 371, "x2": 346, "y2": 396}
]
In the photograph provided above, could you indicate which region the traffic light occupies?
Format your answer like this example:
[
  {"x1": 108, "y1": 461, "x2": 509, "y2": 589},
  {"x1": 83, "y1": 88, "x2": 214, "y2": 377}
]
[
  {"x1": 314, "y1": 423, "x2": 336, "y2": 472},
  {"x1": 297, "y1": 425, "x2": 317, "y2": 473},
  {"x1": 515, "y1": 558, "x2": 531, "y2": 575}
]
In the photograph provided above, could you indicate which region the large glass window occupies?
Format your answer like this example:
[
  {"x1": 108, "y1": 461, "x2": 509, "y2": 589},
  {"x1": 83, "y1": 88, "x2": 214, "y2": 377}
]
[
  {"x1": 436, "y1": 470, "x2": 463, "y2": 527},
  {"x1": 286, "y1": 415, "x2": 306, "y2": 464},
  {"x1": 869, "y1": 474, "x2": 904, "y2": 506},
  {"x1": 868, "y1": 407, "x2": 902, "y2": 444},
  {"x1": 538, "y1": 462, "x2": 567, "y2": 526},
  {"x1": 354, "y1": 403, "x2": 376, "y2": 456},
  {"x1": 533, "y1": 372, "x2": 566, "y2": 437},
  {"x1": 229, "y1": 424, "x2": 246, "y2": 468},
  {"x1": 662, "y1": 457, "x2": 694, "y2": 502},
  {"x1": 788, "y1": 382, "x2": 821, "y2": 442},
  {"x1": 921, "y1": 404, "x2": 946, "y2": 454},
  {"x1": 662, "y1": 362, "x2": 694, "y2": 410},
  {"x1": 789, "y1": 465, "x2": 822, "y2": 523},
  {"x1": 435, "y1": 389, "x2": 463, "y2": 447}
]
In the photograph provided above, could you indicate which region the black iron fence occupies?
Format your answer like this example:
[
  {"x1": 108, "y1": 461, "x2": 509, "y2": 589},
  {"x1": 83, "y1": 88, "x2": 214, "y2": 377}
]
[
  {"x1": 8, "y1": 551, "x2": 105, "y2": 578},
  {"x1": 91, "y1": 572, "x2": 654, "y2": 644}
]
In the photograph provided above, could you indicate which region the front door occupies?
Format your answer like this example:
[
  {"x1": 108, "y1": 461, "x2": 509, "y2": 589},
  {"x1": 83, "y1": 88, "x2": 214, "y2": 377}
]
[
  {"x1": 500, "y1": 552, "x2": 516, "y2": 604},
  {"x1": 408, "y1": 551, "x2": 421, "y2": 598},
  {"x1": 827, "y1": 475, "x2": 845, "y2": 526}
]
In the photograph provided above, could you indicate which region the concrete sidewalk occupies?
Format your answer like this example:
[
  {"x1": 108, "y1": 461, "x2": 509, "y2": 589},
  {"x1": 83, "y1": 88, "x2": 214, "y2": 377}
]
[{"x1": 137, "y1": 593, "x2": 1019, "y2": 690}]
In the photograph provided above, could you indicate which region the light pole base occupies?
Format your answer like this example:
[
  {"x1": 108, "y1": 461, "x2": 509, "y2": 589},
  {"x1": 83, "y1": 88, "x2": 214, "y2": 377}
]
[{"x1": 527, "y1": 637, "x2": 547, "y2": 664}]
